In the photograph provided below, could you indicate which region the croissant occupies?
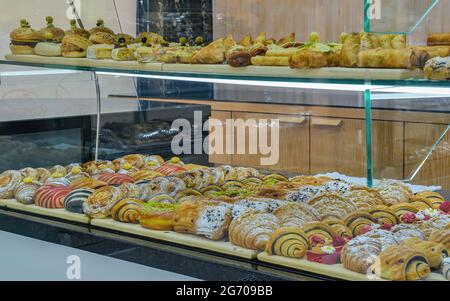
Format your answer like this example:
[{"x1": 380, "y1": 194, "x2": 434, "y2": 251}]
[
  {"x1": 344, "y1": 211, "x2": 379, "y2": 237},
  {"x1": 323, "y1": 219, "x2": 353, "y2": 240},
  {"x1": 190, "y1": 39, "x2": 225, "y2": 64},
  {"x1": 64, "y1": 188, "x2": 94, "y2": 214},
  {"x1": 307, "y1": 193, "x2": 357, "y2": 220},
  {"x1": 391, "y1": 224, "x2": 427, "y2": 243},
  {"x1": 301, "y1": 221, "x2": 334, "y2": 245},
  {"x1": 341, "y1": 236, "x2": 382, "y2": 274},
  {"x1": 362, "y1": 229, "x2": 399, "y2": 251},
  {"x1": 368, "y1": 205, "x2": 399, "y2": 225},
  {"x1": 228, "y1": 212, "x2": 280, "y2": 250},
  {"x1": 390, "y1": 203, "x2": 419, "y2": 221},
  {"x1": 266, "y1": 227, "x2": 310, "y2": 258},
  {"x1": 376, "y1": 245, "x2": 430, "y2": 281},
  {"x1": 375, "y1": 181, "x2": 412, "y2": 205},
  {"x1": 14, "y1": 181, "x2": 40, "y2": 205},
  {"x1": 344, "y1": 187, "x2": 384, "y2": 211},
  {"x1": 273, "y1": 202, "x2": 320, "y2": 228},
  {"x1": 0, "y1": 170, "x2": 22, "y2": 199},
  {"x1": 429, "y1": 229, "x2": 450, "y2": 251},
  {"x1": 414, "y1": 191, "x2": 445, "y2": 209},
  {"x1": 83, "y1": 186, "x2": 123, "y2": 219},
  {"x1": 403, "y1": 237, "x2": 447, "y2": 269},
  {"x1": 173, "y1": 201, "x2": 232, "y2": 241},
  {"x1": 111, "y1": 198, "x2": 145, "y2": 224}
]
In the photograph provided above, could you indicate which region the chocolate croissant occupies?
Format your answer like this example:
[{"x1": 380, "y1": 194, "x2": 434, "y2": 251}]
[
  {"x1": 429, "y1": 229, "x2": 450, "y2": 251},
  {"x1": 301, "y1": 221, "x2": 334, "y2": 245},
  {"x1": 368, "y1": 205, "x2": 399, "y2": 225},
  {"x1": 403, "y1": 237, "x2": 447, "y2": 269},
  {"x1": 266, "y1": 227, "x2": 310, "y2": 258},
  {"x1": 344, "y1": 211, "x2": 379, "y2": 237},
  {"x1": 111, "y1": 198, "x2": 145, "y2": 224}
]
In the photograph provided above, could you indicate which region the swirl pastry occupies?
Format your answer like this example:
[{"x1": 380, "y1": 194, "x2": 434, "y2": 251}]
[
  {"x1": 50, "y1": 165, "x2": 67, "y2": 177},
  {"x1": 83, "y1": 160, "x2": 116, "y2": 175},
  {"x1": 390, "y1": 203, "x2": 419, "y2": 221},
  {"x1": 175, "y1": 189, "x2": 203, "y2": 203},
  {"x1": 266, "y1": 227, "x2": 310, "y2": 258},
  {"x1": 232, "y1": 198, "x2": 283, "y2": 219},
  {"x1": 429, "y1": 229, "x2": 450, "y2": 251},
  {"x1": 35, "y1": 185, "x2": 73, "y2": 209},
  {"x1": 415, "y1": 191, "x2": 445, "y2": 209},
  {"x1": 442, "y1": 258, "x2": 450, "y2": 281},
  {"x1": 273, "y1": 202, "x2": 320, "y2": 228},
  {"x1": 45, "y1": 174, "x2": 71, "y2": 186},
  {"x1": 241, "y1": 177, "x2": 264, "y2": 190},
  {"x1": 14, "y1": 179, "x2": 40, "y2": 205},
  {"x1": 344, "y1": 212, "x2": 379, "y2": 237},
  {"x1": 139, "y1": 202, "x2": 179, "y2": 231},
  {"x1": 301, "y1": 221, "x2": 335, "y2": 245},
  {"x1": 228, "y1": 212, "x2": 280, "y2": 250},
  {"x1": 83, "y1": 186, "x2": 123, "y2": 218},
  {"x1": 148, "y1": 194, "x2": 177, "y2": 204},
  {"x1": 174, "y1": 201, "x2": 232, "y2": 240},
  {"x1": 143, "y1": 155, "x2": 165, "y2": 170},
  {"x1": 368, "y1": 205, "x2": 399, "y2": 225},
  {"x1": 111, "y1": 198, "x2": 145, "y2": 223},
  {"x1": 361, "y1": 229, "x2": 399, "y2": 251},
  {"x1": 341, "y1": 236, "x2": 382, "y2": 274},
  {"x1": 140, "y1": 177, "x2": 186, "y2": 199},
  {"x1": 69, "y1": 177, "x2": 107, "y2": 189},
  {"x1": 391, "y1": 224, "x2": 427, "y2": 243},
  {"x1": 410, "y1": 201, "x2": 432, "y2": 211},
  {"x1": 323, "y1": 219, "x2": 353, "y2": 240},
  {"x1": 403, "y1": 237, "x2": 448, "y2": 269},
  {"x1": 97, "y1": 173, "x2": 135, "y2": 186},
  {"x1": 63, "y1": 188, "x2": 94, "y2": 214},
  {"x1": 0, "y1": 170, "x2": 22, "y2": 199},
  {"x1": 116, "y1": 154, "x2": 146, "y2": 169},
  {"x1": 307, "y1": 193, "x2": 357, "y2": 220},
  {"x1": 289, "y1": 175, "x2": 330, "y2": 186},
  {"x1": 65, "y1": 165, "x2": 89, "y2": 181},
  {"x1": 344, "y1": 187, "x2": 384, "y2": 210},
  {"x1": 377, "y1": 245, "x2": 430, "y2": 281}
]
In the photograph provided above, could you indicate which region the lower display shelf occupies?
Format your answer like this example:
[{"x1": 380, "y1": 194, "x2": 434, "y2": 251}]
[
  {"x1": 257, "y1": 252, "x2": 447, "y2": 281},
  {"x1": 91, "y1": 218, "x2": 258, "y2": 260},
  {"x1": 3, "y1": 199, "x2": 90, "y2": 224}
]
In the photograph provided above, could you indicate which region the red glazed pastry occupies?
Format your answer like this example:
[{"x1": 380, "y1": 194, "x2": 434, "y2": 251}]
[
  {"x1": 306, "y1": 245, "x2": 340, "y2": 265},
  {"x1": 401, "y1": 212, "x2": 417, "y2": 224},
  {"x1": 155, "y1": 164, "x2": 187, "y2": 176},
  {"x1": 440, "y1": 201, "x2": 450, "y2": 214},
  {"x1": 97, "y1": 173, "x2": 135, "y2": 185},
  {"x1": 34, "y1": 185, "x2": 72, "y2": 209}
]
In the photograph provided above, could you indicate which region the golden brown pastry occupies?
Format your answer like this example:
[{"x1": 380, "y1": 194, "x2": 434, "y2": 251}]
[
  {"x1": 429, "y1": 229, "x2": 450, "y2": 251},
  {"x1": 229, "y1": 212, "x2": 280, "y2": 250},
  {"x1": 344, "y1": 211, "x2": 379, "y2": 237},
  {"x1": 428, "y1": 33, "x2": 450, "y2": 46},
  {"x1": 83, "y1": 186, "x2": 123, "y2": 219},
  {"x1": 290, "y1": 47, "x2": 340, "y2": 69},
  {"x1": 301, "y1": 221, "x2": 334, "y2": 245},
  {"x1": 277, "y1": 33, "x2": 295, "y2": 47},
  {"x1": 69, "y1": 177, "x2": 107, "y2": 190},
  {"x1": 403, "y1": 237, "x2": 447, "y2": 269},
  {"x1": 9, "y1": 19, "x2": 41, "y2": 55},
  {"x1": 362, "y1": 229, "x2": 399, "y2": 250},
  {"x1": 412, "y1": 46, "x2": 450, "y2": 59},
  {"x1": 239, "y1": 34, "x2": 253, "y2": 47},
  {"x1": 38, "y1": 16, "x2": 65, "y2": 42},
  {"x1": 391, "y1": 34, "x2": 407, "y2": 49},
  {"x1": 341, "y1": 236, "x2": 382, "y2": 274},
  {"x1": 0, "y1": 170, "x2": 22, "y2": 199},
  {"x1": 254, "y1": 32, "x2": 267, "y2": 45},
  {"x1": 223, "y1": 34, "x2": 236, "y2": 51},
  {"x1": 14, "y1": 178, "x2": 40, "y2": 205},
  {"x1": 414, "y1": 191, "x2": 446, "y2": 209},
  {"x1": 368, "y1": 205, "x2": 399, "y2": 225},
  {"x1": 344, "y1": 187, "x2": 385, "y2": 210},
  {"x1": 375, "y1": 181, "x2": 412, "y2": 206},
  {"x1": 61, "y1": 34, "x2": 89, "y2": 58},
  {"x1": 247, "y1": 42, "x2": 268, "y2": 57},
  {"x1": 136, "y1": 32, "x2": 167, "y2": 46},
  {"x1": 273, "y1": 202, "x2": 320, "y2": 228},
  {"x1": 190, "y1": 39, "x2": 225, "y2": 64},
  {"x1": 89, "y1": 19, "x2": 115, "y2": 35},
  {"x1": 340, "y1": 32, "x2": 360, "y2": 67},
  {"x1": 250, "y1": 55, "x2": 290, "y2": 66},
  {"x1": 227, "y1": 45, "x2": 252, "y2": 67},
  {"x1": 173, "y1": 200, "x2": 232, "y2": 240},
  {"x1": 139, "y1": 202, "x2": 179, "y2": 231},
  {"x1": 307, "y1": 193, "x2": 357, "y2": 220},
  {"x1": 376, "y1": 245, "x2": 430, "y2": 281},
  {"x1": 323, "y1": 219, "x2": 353, "y2": 240},
  {"x1": 65, "y1": 19, "x2": 90, "y2": 39},
  {"x1": 110, "y1": 198, "x2": 145, "y2": 224},
  {"x1": 390, "y1": 203, "x2": 419, "y2": 221},
  {"x1": 391, "y1": 224, "x2": 427, "y2": 243},
  {"x1": 265, "y1": 227, "x2": 310, "y2": 258},
  {"x1": 357, "y1": 48, "x2": 429, "y2": 69}
]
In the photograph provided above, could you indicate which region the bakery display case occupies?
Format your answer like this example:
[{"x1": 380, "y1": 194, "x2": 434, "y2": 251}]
[{"x1": 0, "y1": 0, "x2": 449, "y2": 281}]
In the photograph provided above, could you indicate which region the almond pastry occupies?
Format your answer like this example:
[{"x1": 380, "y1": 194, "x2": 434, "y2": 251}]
[
  {"x1": 232, "y1": 198, "x2": 283, "y2": 219},
  {"x1": 307, "y1": 193, "x2": 357, "y2": 220},
  {"x1": 273, "y1": 202, "x2": 320, "y2": 228},
  {"x1": 375, "y1": 181, "x2": 412, "y2": 206},
  {"x1": 266, "y1": 227, "x2": 310, "y2": 258},
  {"x1": 361, "y1": 229, "x2": 399, "y2": 251},
  {"x1": 343, "y1": 187, "x2": 384, "y2": 210}
]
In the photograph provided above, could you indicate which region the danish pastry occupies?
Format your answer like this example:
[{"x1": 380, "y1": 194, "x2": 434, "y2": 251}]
[
  {"x1": 391, "y1": 224, "x2": 427, "y2": 243},
  {"x1": 83, "y1": 186, "x2": 123, "y2": 218},
  {"x1": 232, "y1": 198, "x2": 283, "y2": 219},
  {"x1": 375, "y1": 181, "x2": 412, "y2": 205},
  {"x1": 111, "y1": 198, "x2": 145, "y2": 223},
  {"x1": 14, "y1": 179, "x2": 40, "y2": 205},
  {"x1": 116, "y1": 154, "x2": 146, "y2": 169},
  {"x1": 266, "y1": 227, "x2": 310, "y2": 258},
  {"x1": 415, "y1": 191, "x2": 445, "y2": 209},
  {"x1": 143, "y1": 155, "x2": 165, "y2": 170},
  {"x1": 19, "y1": 168, "x2": 38, "y2": 181},
  {"x1": 155, "y1": 164, "x2": 187, "y2": 176},
  {"x1": 274, "y1": 202, "x2": 320, "y2": 228},
  {"x1": 63, "y1": 188, "x2": 94, "y2": 214},
  {"x1": 368, "y1": 205, "x2": 399, "y2": 225},
  {"x1": 344, "y1": 187, "x2": 384, "y2": 210},
  {"x1": 34, "y1": 185, "x2": 73, "y2": 209},
  {"x1": 0, "y1": 170, "x2": 22, "y2": 199},
  {"x1": 285, "y1": 185, "x2": 325, "y2": 203},
  {"x1": 323, "y1": 219, "x2": 353, "y2": 240},
  {"x1": 344, "y1": 212, "x2": 379, "y2": 237},
  {"x1": 341, "y1": 236, "x2": 382, "y2": 274},
  {"x1": 376, "y1": 245, "x2": 430, "y2": 281},
  {"x1": 307, "y1": 193, "x2": 357, "y2": 220},
  {"x1": 139, "y1": 202, "x2": 179, "y2": 231},
  {"x1": 45, "y1": 173, "x2": 71, "y2": 186},
  {"x1": 301, "y1": 221, "x2": 335, "y2": 245},
  {"x1": 390, "y1": 203, "x2": 419, "y2": 221},
  {"x1": 361, "y1": 229, "x2": 399, "y2": 251},
  {"x1": 131, "y1": 170, "x2": 163, "y2": 182},
  {"x1": 174, "y1": 201, "x2": 232, "y2": 241},
  {"x1": 403, "y1": 237, "x2": 448, "y2": 269},
  {"x1": 228, "y1": 212, "x2": 280, "y2": 250},
  {"x1": 36, "y1": 168, "x2": 51, "y2": 183},
  {"x1": 429, "y1": 229, "x2": 450, "y2": 251},
  {"x1": 118, "y1": 183, "x2": 142, "y2": 199}
]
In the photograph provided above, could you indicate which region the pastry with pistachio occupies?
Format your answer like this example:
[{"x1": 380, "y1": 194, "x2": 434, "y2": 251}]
[
  {"x1": 139, "y1": 201, "x2": 180, "y2": 231},
  {"x1": 65, "y1": 19, "x2": 90, "y2": 39},
  {"x1": 10, "y1": 19, "x2": 41, "y2": 54},
  {"x1": 38, "y1": 16, "x2": 65, "y2": 42}
]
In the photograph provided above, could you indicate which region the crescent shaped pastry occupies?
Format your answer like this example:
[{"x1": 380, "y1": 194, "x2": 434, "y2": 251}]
[
  {"x1": 414, "y1": 191, "x2": 445, "y2": 209},
  {"x1": 111, "y1": 198, "x2": 145, "y2": 224},
  {"x1": 273, "y1": 202, "x2": 320, "y2": 228},
  {"x1": 83, "y1": 186, "x2": 123, "y2": 218},
  {"x1": 429, "y1": 229, "x2": 450, "y2": 251},
  {"x1": 343, "y1": 187, "x2": 384, "y2": 210},
  {"x1": 64, "y1": 188, "x2": 94, "y2": 214},
  {"x1": 390, "y1": 203, "x2": 419, "y2": 221},
  {"x1": 341, "y1": 236, "x2": 382, "y2": 274},
  {"x1": 14, "y1": 180, "x2": 41, "y2": 205},
  {"x1": 0, "y1": 170, "x2": 22, "y2": 199},
  {"x1": 344, "y1": 211, "x2": 379, "y2": 237},
  {"x1": 307, "y1": 193, "x2": 357, "y2": 220},
  {"x1": 35, "y1": 185, "x2": 73, "y2": 209},
  {"x1": 323, "y1": 219, "x2": 353, "y2": 240},
  {"x1": 391, "y1": 224, "x2": 427, "y2": 243},
  {"x1": 368, "y1": 205, "x2": 399, "y2": 225},
  {"x1": 266, "y1": 227, "x2": 310, "y2": 258},
  {"x1": 301, "y1": 221, "x2": 335, "y2": 245},
  {"x1": 403, "y1": 237, "x2": 448, "y2": 269}
]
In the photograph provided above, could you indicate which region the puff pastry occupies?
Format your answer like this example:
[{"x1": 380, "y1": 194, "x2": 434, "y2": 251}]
[
  {"x1": 307, "y1": 193, "x2": 357, "y2": 220},
  {"x1": 301, "y1": 221, "x2": 335, "y2": 245},
  {"x1": 14, "y1": 180, "x2": 40, "y2": 205},
  {"x1": 391, "y1": 224, "x2": 427, "y2": 243},
  {"x1": 111, "y1": 198, "x2": 145, "y2": 223},
  {"x1": 63, "y1": 188, "x2": 94, "y2": 214},
  {"x1": 266, "y1": 227, "x2": 310, "y2": 258},
  {"x1": 341, "y1": 236, "x2": 382, "y2": 274},
  {"x1": 190, "y1": 39, "x2": 225, "y2": 64},
  {"x1": 0, "y1": 170, "x2": 22, "y2": 199},
  {"x1": 368, "y1": 205, "x2": 399, "y2": 225},
  {"x1": 403, "y1": 237, "x2": 447, "y2": 269},
  {"x1": 429, "y1": 229, "x2": 450, "y2": 251},
  {"x1": 344, "y1": 211, "x2": 379, "y2": 237},
  {"x1": 34, "y1": 185, "x2": 73, "y2": 209},
  {"x1": 273, "y1": 202, "x2": 320, "y2": 228},
  {"x1": 83, "y1": 186, "x2": 123, "y2": 218}
]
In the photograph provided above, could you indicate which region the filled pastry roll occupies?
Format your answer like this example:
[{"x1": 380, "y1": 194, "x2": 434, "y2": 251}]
[{"x1": 357, "y1": 48, "x2": 429, "y2": 69}]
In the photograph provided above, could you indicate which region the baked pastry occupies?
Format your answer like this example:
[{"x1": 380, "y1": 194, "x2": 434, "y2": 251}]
[
  {"x1": 391, "y1": 224, "x2": 427, "y2": 243},
  {"x1": 83, "y1": 186, "x2": 123, "y2": 219},
  {"x1": 429, "y1": 229, "x2": 450, "y2": 251},
  {"x1": 69, "y1": 177, "x2": 107, "y2": 189},
  {"x1": 227, "y1": 46, "x2": 252, "y2": 67},
  {"x1": 307, "y1": 193, "x2": 357, "y2": 220},
  {"x1": 341, "y1": 236, "x2": 382, "y2": 274},
  {"x1": 0, "y1": 170, "x2": 22, "y2": 199},
  {"x1": 442, "y1": 258, "x2": 450, "y2": 281},
  {"x1": 424, "y1": 56, "x2": 450, "y2": 80},
  {"x1": 34, "y1": 32, "x2": 62, "y2": 57},
  {"x1": 36, "y1": 168, "x2": 51, "y2": 184},
  {"x1": 250, "y1": 55, "x2": 290, "y2": 66},
  {"x1": 10, "y1": 19, "x2": 41, "y2": 54},
  {"x1": 148, "y1": 193, "x2": 176, "y2": 204},
  {"x1": 343, "y1": 187, "x2": 384, "y2": 210},
  {"x1": 155, "y1": 164, "x2": 187, "y2": 176},
  {"x1": 277, "y1": 33, "x2": 296, "y2": 47},
  {"x1": 135, "y1": 46, "x2": 163, "y2": 63},
  {"x1": 174, "y1": 201, "x2": 232, "y2": 240},
  {"x1": 139, "y1": 202, "x2": 179, "y2": 231},
  {"x1": 265, "y1": 45, "x2": 299, "y2": 58},
  {"x1": 89, "y1": 19, "x2": 115, "y2": 35},
  {"x1": 265, "y1": 227, "x2": 310, "y2": 258},
  {"x1": 403, "y1": 237, "x2": 447, "y2": 269},
  {"x1": 97, "y1": 173, "x2": 135, "y2": 186},
  {"x1": 290, "y1": 46, "x2": 340, "y2": 69},
  {"x1": 61, "y1": 34, "x2": 89, "y2": 58},
  {"x1": 118, "y1": 183, "x2": 142, "y2": 199},
  {"x1": 428, "y1": 33, "x2": 450, "y2": 46},
  {"x1": 229, "y1": 212, "x2": 280, "y2": 250},
  {"x1": 232, "y1": 198, "x2": 283, "y2": 219},
  {"x1": 368, "y1": 205, "x2": 399, "y2": 225},
  {"x1": 131, "y1": 170, "x2": 163, "y2": 182},
  {"x1": 273, "y1": 202, "x2": 320, "y2": 228},
  {"x1": 324, "y1": 219, "x2": 353, "y2": 240},
  {"x1": 357, "y1": 48, "x2": 429, "y2": 69},
  {"x1": 140, "y1": 177, "x2": 186, "y2": 199},
  {"x1": 112, "y1": 47, "x2": 136, "y2": 61},
  {"x1": 361, "y1": 229, "x2": 399, "y2": 250},
  {"x1": 375, "y1": 181, "x2": 412, "y2": 206},
  {"x1": 247, "y1": 42, "x2": 268, "y2": 57},
  {"x1": 190, "y1": 39, "x2": 225, "y2": 64},
  {"x1": 136, "y1": 32, "x2": 167, "y2": 46},
  {"x1": 340, "y1": 32, "x2": 360, "y2": 67},
  {"x1": 63, "y1": 188, "x2": 94, "y2": 214},
  {"x1": 417, "y1": 215, "x2": 450, "y2": 238},
  {"x1": 239, "y1": 34, "x2": 253, "y2": 47},
  {"x1": 376, "y1": 245, "x2": 430, "y2": 281},
  {"x1": 412, "y1": 45, "x2": 450, "y2": 59},
  {"x1": 344, "y1": 211, "x2": 379, "y2": 237},
  {"x1": 285, "y1": 185, "x2": 325, "y2": 203},
  {"x1": 116, "y1": 33, "x2": 135, "y2": 46},
  {"x1": 111, "y1": 198, "x2": 145, "y2": 224},
  {"x1": 65, "y1": 19, "x2": 90, "y2": 39},
  {"x1": 86, "y1": 44, "x2": 114, "y2": 59},
  {"x1": 301, "y1": 221, "x2": 335, "y2": 245},
  {"x1": 390, "y1": 203, "x2": 419, "y2": 221},
  {"x1": 14, "y1": 178, "x2": 40, "y2": 205},
  {"x1": 38, "y1": 16, "x2": 65, "y2": 42},
  {"x1": 414, "y1": 191, "x2": 445, "y2": 209},
  {"x1": 34, "y1": 185, "x2": 73, "y2": 209}
]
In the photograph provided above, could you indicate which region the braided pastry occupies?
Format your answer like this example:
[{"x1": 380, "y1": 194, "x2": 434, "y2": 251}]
[
  {"x1": 429, "y1": 229, "x2": 450, "y2": 251},
  {"x1": 64, "y1": 188, "x2": 94, "y2": 214},
  {"x1": 97, "y1": 173, "x2": 135, "y2": 186},
  {"x1": 390, "y1": 203, "x2": 418, "y2": 221},
  {"x1": 273, "y1": 202, "x2": 320, "y2": 228},
  {"x1": 323, "y1": 219, "x2": 353, "y2": 240},
  {"x1": 0, "y1": 170, "x2": 22, "y2": 199},
  {"x1": 266, "y1": 227, "x2": 310, "y2": 258},
  {"x1": 174, "y1": 201, "x2": 232, "y2": 241},
  {"x1": 391, "y1": 224, "x2": 427, "y2": 243},
  {"x1": 341, "y1": 236, "x2": 382, "y2": 274},
  {"x1": 301, "y1": 221, "x2": 334, "y2": 245},
  {"x1": 111, "y1": 198, "x2": 145, "y2": 223},
  {"x1": 344, "y1": 211, "x2": 379, "y2": 237},
  {"x1": 442, "y1": 258, "x2": 450, "y2": 281},
  {"x1": 228, "y1": 212, "x2": 280, "y2": 250},
  {"x1": 35, "y1": 185, "x2": 73, "y2": 209},
  {"x1": 377, "y1": 245, "x2": 430, "y2": 281},
  {"x1": 415, "y1": 191, "x2": 445, "y2": 209},
  {"x1": 368, "y1": 205, "x2": 399, "y2": 225},
  {"x1": 83, "y1": 186, "x2": 123, "y2": 218},
  {"x1": 14, "y1": 179, "x2": 40, "y2": 205},
  {"x1": 343, "y1": 187, "x2": 384, "y2": 210},
  {"x1": 307, "y1": 193, "x2": 357, "y2": 220},
  {"x1": 403, "y1": 237, "x2": 448, "y2": 269}
]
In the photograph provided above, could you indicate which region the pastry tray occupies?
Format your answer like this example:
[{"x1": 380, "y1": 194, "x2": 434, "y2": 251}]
[
  {"x1": 90, "y1": 218, "x2": 258, "y2": 259},
  {"x1": 5, "y1": 55, "x2": 424, "y2": 81},
  {"x1": 257, "y1": 252, "x2": 447, "y2": 281},
  {"x1": 2, "y1": 199, "x2": 90, "y2": 224},
  {"x1": 0, "y1": 199, "x2": 10, "y2": 208}
]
